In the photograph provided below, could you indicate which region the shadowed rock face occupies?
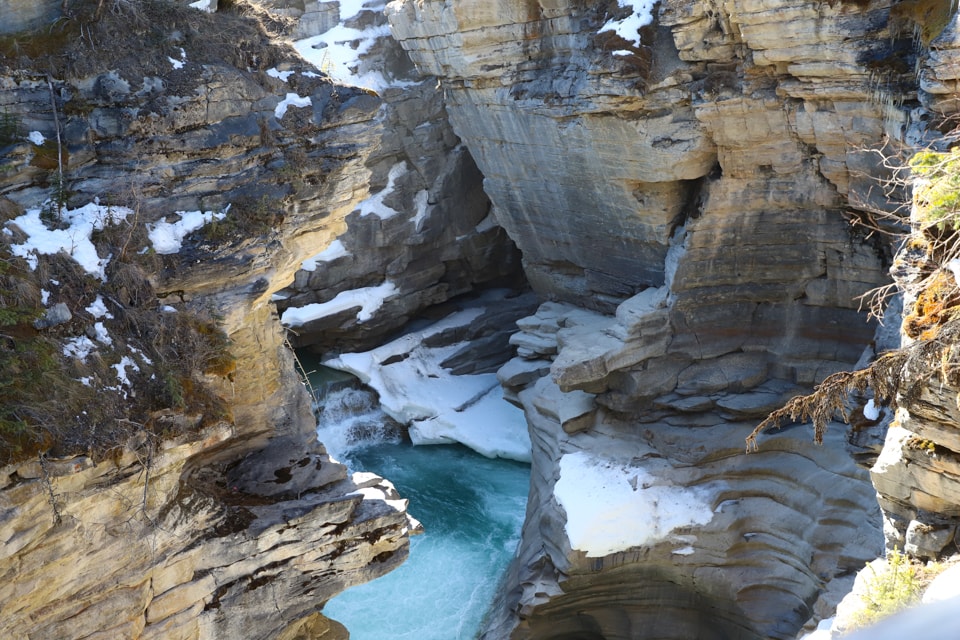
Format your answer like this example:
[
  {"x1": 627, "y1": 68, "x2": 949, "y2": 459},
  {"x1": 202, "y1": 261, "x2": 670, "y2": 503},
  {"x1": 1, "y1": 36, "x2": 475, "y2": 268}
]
[
  {"x1": 871, "y1": 23, "x2": 960, "y2": 561},
  {"x1": 0, "y1": 0, "x2": 61, "y2": 34},
  {"x1": 251, "y1": 0, "x2": 527, "y2": 356},
  {"x1": 382, "y1": 0, "x2": 954, "y2": 637}
]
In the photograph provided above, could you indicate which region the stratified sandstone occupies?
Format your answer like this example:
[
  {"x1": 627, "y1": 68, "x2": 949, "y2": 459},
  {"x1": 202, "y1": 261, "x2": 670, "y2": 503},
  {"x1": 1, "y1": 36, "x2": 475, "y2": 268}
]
[
  {"x1": 869, "y1": 19, "x2": 960, "y2": 559},
  {"x1": 0, "y1": 426, "x2": 413, "y2": 640}
]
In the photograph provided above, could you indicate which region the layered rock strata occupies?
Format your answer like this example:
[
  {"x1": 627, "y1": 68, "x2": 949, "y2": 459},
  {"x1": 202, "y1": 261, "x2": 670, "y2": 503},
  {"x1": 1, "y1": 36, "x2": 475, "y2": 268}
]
[
  {"x1": 870, "y1": 20, "x2": 960, "y2": 561},
  {"x1": 491, "y1": 300, "x2": 882, "y2": 639},
  {"x1": 0, "y1": 426, "x2": 412, "y2": 640},
  {"x1": 383, "y1": 0, "x2": 944, "y2": 636},
  {"x1": 265, "y1": 0, "x2": 526, "y2": 354},
  {"x1": 0, "y1": 5, "x2": 429, "y2": 636}
]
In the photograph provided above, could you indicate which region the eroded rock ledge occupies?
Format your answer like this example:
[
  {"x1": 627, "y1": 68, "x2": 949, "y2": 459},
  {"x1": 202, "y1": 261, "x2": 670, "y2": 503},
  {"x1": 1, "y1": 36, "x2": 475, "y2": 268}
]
[{"x1": 0, "y1": 426, "x2": 413, "y2": 639}]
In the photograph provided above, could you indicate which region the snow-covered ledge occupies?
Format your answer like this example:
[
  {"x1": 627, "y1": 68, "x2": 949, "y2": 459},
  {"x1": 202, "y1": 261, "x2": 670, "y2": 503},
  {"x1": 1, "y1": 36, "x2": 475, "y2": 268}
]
[{"x1": 323, "y1": 294, "x2": 532, "y2": 462}]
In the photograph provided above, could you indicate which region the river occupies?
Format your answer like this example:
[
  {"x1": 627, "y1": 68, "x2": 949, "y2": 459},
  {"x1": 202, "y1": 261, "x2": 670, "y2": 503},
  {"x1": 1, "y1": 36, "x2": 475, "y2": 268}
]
[{"x1": 302, "y1": 361, "x2": 531, "y2": 639}]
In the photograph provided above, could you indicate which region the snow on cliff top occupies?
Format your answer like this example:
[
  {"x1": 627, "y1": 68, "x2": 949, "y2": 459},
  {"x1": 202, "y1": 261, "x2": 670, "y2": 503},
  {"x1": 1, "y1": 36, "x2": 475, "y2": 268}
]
[
  {"x1": 599, "y1": 0, "x2": 657, "y2": 49},
  {"x1": 281, "y1": 281, "x2": 398, "y2": 326},
  {"x1": 301, "y1": 239, "x2": 350, "y2": 271},
  {"x1": 5, "y1": 202, "x2": 132, "y2": 280},
  {"x1": 293, "y1": 0, "x2": 405, "y2": 93},
  {"x1": 147, "y1": 207, "x2": 229, "y2": 255}
]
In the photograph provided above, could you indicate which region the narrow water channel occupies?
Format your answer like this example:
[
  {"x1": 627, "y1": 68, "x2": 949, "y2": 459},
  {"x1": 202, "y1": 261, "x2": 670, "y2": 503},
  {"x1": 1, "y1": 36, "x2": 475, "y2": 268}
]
[{"x1": 300, "y1": 358, "x2": 531, "y2": 640}]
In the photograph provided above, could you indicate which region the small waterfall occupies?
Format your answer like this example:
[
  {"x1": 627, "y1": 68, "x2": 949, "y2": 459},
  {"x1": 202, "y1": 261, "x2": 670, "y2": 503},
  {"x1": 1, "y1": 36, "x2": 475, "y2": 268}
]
[
  {"x1": 315, "y1": 385, "x2": 404, "y2": 461},
  {"x1": 294, "y1": 353, "x2": 404, "y2": 459}
]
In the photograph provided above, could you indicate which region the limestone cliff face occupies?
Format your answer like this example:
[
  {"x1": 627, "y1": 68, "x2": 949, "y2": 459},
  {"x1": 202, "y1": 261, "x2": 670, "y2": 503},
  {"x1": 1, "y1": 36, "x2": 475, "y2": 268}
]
[
  {"x1": 0, "y1": 5, "x2": 424, "y2": 637},
  {"x1": 265, "y1": 0, "x2": 526, "y2": 355},
  {"x1": 384, "y1": 0, "x2": 943, "y2": 637}
]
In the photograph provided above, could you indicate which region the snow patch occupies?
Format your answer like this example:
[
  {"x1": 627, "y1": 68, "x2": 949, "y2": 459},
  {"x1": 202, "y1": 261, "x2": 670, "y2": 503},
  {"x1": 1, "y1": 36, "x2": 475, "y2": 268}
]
[
  {"x1": 168, "y1": 48, "x2": 186, "y2": 70},
  {"x1": 85, "y1": 295, "x2": 113, "y2": 319},
  {"x1": 63, "y1": 336, "x2": 96, "y2": 361},
  {"x1": 359, "y1": 162, "x2": 406, "y2": 219},
  {"x1": 292, "y1": 0, "x2": 408, "y2": 92},
  {"x1": 275, "y1": 92, "x2": 312, "y2": 120},
  {"x1": 6, "y1": 202, "x2": 132, "y2": 279},
  {"x1": 280, "y1": 281, "x2": 397, "y2": 326},
  {"x1": 554, "y1": 451, "x2": 714, "y2": 557},
  {"x1": 40, "y1": 289, "x2": 50, "y2": 305},
  {"x1": 113, "y1": 356, "x2": 139, "y2": 387},
  {"x1": 301, "y1": 239, "x2": 350, "y2": 271},
  {"x1": 267, "y1": 68, "x2": 295, "y2": 82},
  {"x1": 147, "y1": 206, "x2": 229, "y2": 255},
  {"x1": 189, "y1": 0, "x2": 214, "y2": 12},
  {"x1": 28, "y1": 131, "x2": 45, "y2": 145},
  {"x1": 864, "y1": 398, "x2": 880, "y2": 421},
  {"x1": 410, "y1": 189, "x2": 430, "y2": 232},
  {"x1": 350, "y1": 485, "x2": 407, "y2": 513},
  {"x1": 323, "y1": 296, "x2": 532, "y2": 461},
  {"x1": 93, "y1": 322, "x2": 112, "y2": 345},
  {"x1": 130, "y1": 346, "x2": 152, "y2": 366},
  {"x1": 599, "y1": 0, "x2": 657, "y2": 48}
]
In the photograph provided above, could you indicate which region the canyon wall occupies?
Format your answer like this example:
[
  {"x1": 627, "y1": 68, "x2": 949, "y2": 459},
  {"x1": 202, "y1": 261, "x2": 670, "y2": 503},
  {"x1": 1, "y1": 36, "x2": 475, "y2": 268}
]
[
  {"x1": 0, "y1": 62, "x2": 410, "y2": 636},
  {"x1": 0, "y1": 2, "x2": 504, "y2": 636},
  {"x1": 870, "y1": 18, "x2": 960, "y2": 562},
  {"x1": 384, "y1": 0, "x2": 951, "y2": 637},
  {"x1": 263, "y1": 0, "x2": 526, "y2": 355},
  {"x1": 3, "y1": 0, "x2": 959, "y2": 637}
]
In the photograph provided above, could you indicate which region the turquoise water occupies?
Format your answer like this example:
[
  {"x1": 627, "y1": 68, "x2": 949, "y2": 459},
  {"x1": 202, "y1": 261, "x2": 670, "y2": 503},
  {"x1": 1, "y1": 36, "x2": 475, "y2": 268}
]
[
  {"x1": 324, "y1": 443, "x2": 530, "y2": 640},
  {"x1": 303, "y1": 361, "x2": 531, "y2": 640}
]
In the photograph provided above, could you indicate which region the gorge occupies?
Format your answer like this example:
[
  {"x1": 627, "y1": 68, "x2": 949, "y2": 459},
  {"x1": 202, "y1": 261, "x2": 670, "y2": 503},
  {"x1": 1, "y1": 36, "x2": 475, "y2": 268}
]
[{"x1": 2, "y1": 0, "x2": 960, "y2": 638}]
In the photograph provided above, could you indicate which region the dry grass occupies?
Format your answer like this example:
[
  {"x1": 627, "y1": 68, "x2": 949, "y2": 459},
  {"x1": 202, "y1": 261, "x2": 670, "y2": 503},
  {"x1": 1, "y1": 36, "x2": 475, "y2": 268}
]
[
  {"x1": 0, "y1": 209, "x2": 234, "y2": 467},
  {"x1": 0, "y1": 0, "x2": 293, "y2": 78}
]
